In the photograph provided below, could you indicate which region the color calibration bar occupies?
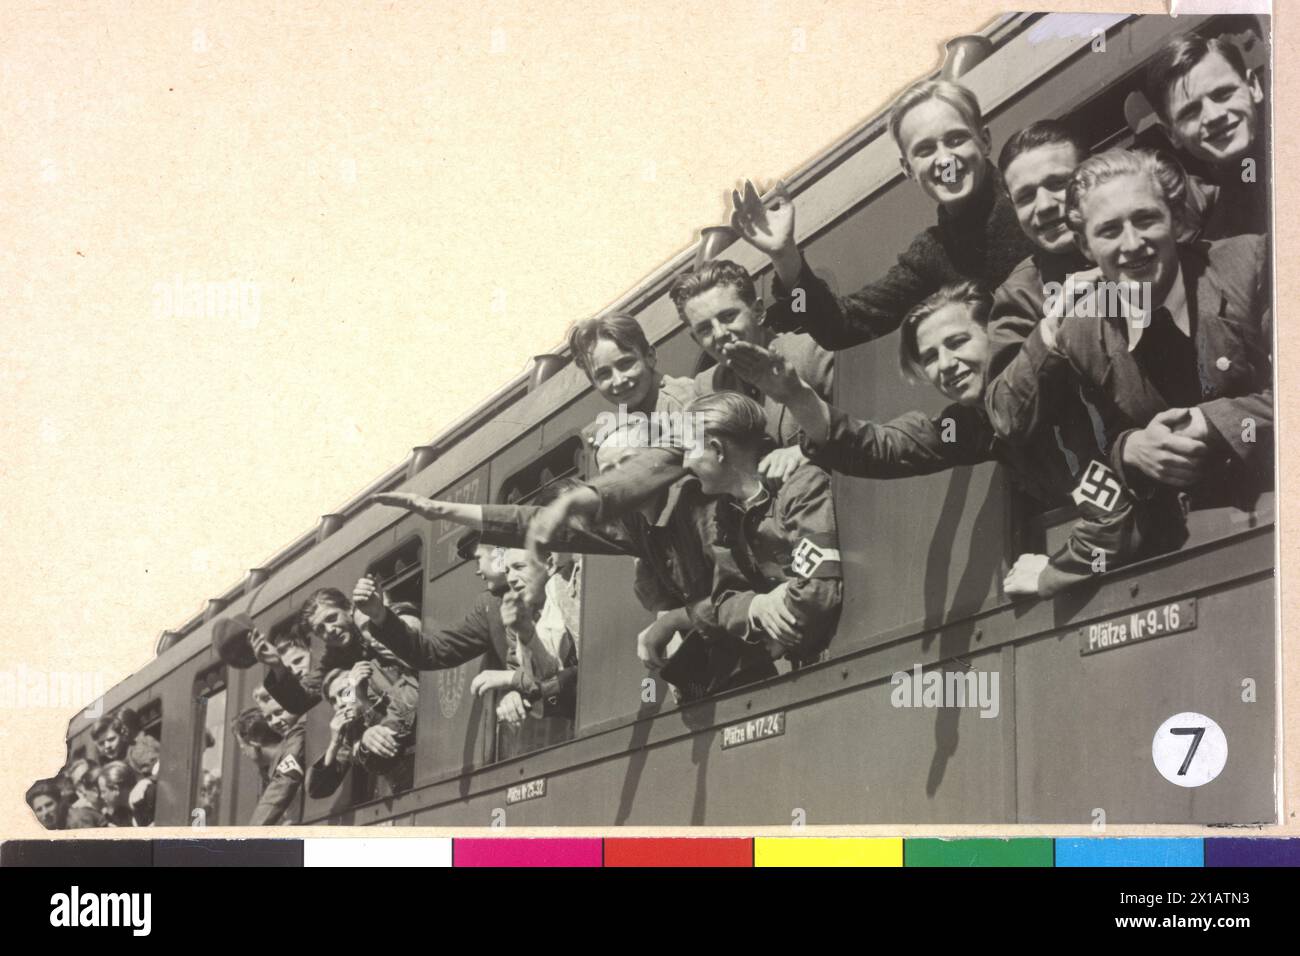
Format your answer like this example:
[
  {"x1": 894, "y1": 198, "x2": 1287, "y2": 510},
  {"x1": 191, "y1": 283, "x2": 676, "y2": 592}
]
[{"x1": 2, "y1": 837, "x2": 1299, "y2": 868}]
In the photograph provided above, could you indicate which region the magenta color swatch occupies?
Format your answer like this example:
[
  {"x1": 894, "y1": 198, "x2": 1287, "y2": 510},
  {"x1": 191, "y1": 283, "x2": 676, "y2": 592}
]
[{"x1": 452, "y1": 838, "x2": 603, "y2": 867}]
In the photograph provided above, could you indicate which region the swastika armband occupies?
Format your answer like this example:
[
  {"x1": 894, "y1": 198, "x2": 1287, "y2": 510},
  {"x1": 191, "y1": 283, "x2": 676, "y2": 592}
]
[
  {"x1": 276, "y1": 754, "x2": 304, "y2": 779},
  {"x1": 1071, "y1": 460, "x2": 1122, "y2": 513},
  {"x1": 791, "y1": 537, "x2": 841, "y2": 578}
]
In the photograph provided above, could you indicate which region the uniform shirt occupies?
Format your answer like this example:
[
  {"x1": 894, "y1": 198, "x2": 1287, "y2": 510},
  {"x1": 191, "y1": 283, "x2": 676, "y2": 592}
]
[
  {"x1": 764, "y1": 174, "x2": 1036, "y2": 348},
  {"x1": 709, "y1": 462, "x2": 843, "y2": 662},
  {"x1": 479, "y1": 483, "x2": 720, "y2": 631},
  {"x1": 1180, "y1": 132, "x2": 1269, "y2": 243},
  {"x1": 986, "y1": 235, "x2": 1272, "y2": 512},
  {"x1": 480, "y1": 485, "x2": 776, "y2": 698},
  {"x1": 305, "y1": 653, "x2": 420, "y2": 798},
  {"x1": 804, "y1": 401, "x2": 1149, "y2": 597},
  {"x1": 248, "y1": 717, "x2": 305, "y2": 826}
]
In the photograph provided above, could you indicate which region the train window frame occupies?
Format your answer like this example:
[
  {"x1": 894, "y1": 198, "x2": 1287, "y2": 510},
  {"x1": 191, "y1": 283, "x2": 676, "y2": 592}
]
[
  {"x1": 366, "y1": 533, "x2": 424, "y2": 616},
  {"x1": 488, "y1": 435, "x2": 586, "y2": 761},
  {"x1": 191, "y1": 666, "x2": 227, "y2": 826},
  {"x1": 497, "y1": 435, "x2": 586, "y2": 506},
  {"x1": 135, "y1": 698, "x2": 163, "y2": 743}
]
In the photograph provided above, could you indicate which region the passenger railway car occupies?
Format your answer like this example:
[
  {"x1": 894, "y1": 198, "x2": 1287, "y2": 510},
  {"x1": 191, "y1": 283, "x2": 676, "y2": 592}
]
[{"x1": 61, "y1": 11, "x2": 1276, "y2": 826}]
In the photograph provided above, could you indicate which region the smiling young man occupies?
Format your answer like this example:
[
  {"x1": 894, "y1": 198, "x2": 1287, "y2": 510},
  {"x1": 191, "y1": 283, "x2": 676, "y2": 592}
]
[
  {"x1": 567, "y1": 312, "x2": 697, "y2": 444},
  {"x1": 986, "y1": 121, "x2": 1092, "y2": 375},
  {"x1": 1145, "y1": 32, "x2": 1268, "y2": 240},
  {"x1": 722, "y1": 279, "x2": 1149, "y2": 599},
  {"x1": 528, "y1": 260, "x2": 834, "y2": 547},
  {"x1": 306, "y1": 659, "x2": 418, "y2": 798},
  {"x1": 233, "y1": 705, "x2": 305, "y2": 826},
  {"x1": 258, "y1": 577, "x2": 421, "y2": 719},
  {"x1": 734, "y1": 80, "x2": 1034, "y2": 349},
  {"x1": 987, "y1": 149, "x2": 1272, "y2": 513}
]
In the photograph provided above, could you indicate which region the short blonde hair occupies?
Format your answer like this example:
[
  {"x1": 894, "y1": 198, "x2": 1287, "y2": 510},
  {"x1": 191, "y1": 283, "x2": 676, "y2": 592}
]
[
  {"x1": 685, "y1": 392, "x2": 769, "y2": 451},
  {"x1": 898, "y1": 281, "x2": 993, "y2": 384},
  {"x1": 888, "y1": 80, "x2": 985, "y2": 153},
  {"x1": 1065, "y1": 148, "x2": 1188, "y2": 237}
]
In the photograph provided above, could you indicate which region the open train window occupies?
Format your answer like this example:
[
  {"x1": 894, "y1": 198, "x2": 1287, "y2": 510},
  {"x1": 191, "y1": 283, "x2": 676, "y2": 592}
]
[
  {"x1": 367, "y1": 535, "x2": 424, "y2": 615},
  {"x1": 192, "y1": 667, "x2": 226, "y2": 826},
  {"x1": 136, "y1": 699, "x2": 162, "y2": 745},
  {"x1": 492, "y1": 438, "x2": 583, "y2": 759},
  {"x1": 499, "y1": 436, "x2": 585, "y2": 505}
]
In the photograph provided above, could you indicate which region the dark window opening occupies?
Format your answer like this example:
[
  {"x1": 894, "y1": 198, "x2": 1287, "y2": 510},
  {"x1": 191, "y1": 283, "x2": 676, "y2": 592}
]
[
  {"x1": 499, "y1": 436, "x2": 585, "y2": 505},
  {"x1": 367, "y1": 535, "x2": 424, "y2": 616},
  {"x1": 136, "y1": 698, "x2": 163, "y2": 747}
]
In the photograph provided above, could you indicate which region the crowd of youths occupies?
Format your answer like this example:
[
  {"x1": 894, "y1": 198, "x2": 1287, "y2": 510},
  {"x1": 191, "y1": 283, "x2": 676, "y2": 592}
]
[{"x1": 29, "y1": 26, "x2": 1272, "y2": 827}]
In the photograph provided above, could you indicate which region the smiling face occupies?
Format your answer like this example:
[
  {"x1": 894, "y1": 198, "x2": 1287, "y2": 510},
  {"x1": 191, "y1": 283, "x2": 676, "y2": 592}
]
[
  {"x1": 260, "y1": 697, "x2": 293, "y2": 736},
  {"x1": 914, "y1": 303, "x2": 990, "y2": 406},
  {"x1": 1164, "y1": 51, "x2": 1262, "y2": 168},
  {"x1": 1004, "y1": 141, "x2": 1083, "y2": 255},
  {"x1": 680, "y1": 285, "x2": 763, "y2": 362},
  {"x1": 897, "y1": 98, "x2": 991, "y2": 209},
  {"x1": 1076, "y1": 172, "x2": 1180, "y2": 307},
  {"x1": 308, "y1": 602, "x2": 357, "y2": 650},
  {"x1": 503, "y1": 548, "x2": 548, "y2": 610},
  {"x1": 586, "y1": 336, "x2": 656, "y2": 411}
]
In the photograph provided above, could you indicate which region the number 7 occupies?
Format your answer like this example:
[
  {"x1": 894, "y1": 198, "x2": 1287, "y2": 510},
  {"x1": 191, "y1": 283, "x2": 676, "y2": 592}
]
[{"x1": 1169, "y1": 726, "x2": 1205, "y2": 775}]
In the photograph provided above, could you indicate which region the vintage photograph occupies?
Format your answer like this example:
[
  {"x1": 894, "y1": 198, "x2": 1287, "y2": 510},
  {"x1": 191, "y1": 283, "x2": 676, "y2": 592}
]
[{"x1": 16, "y1": 9, "x2": 1277, "y2": 829}]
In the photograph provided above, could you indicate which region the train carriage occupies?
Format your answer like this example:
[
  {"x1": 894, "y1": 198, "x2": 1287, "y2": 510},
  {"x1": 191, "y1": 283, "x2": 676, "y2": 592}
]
[{"x1": 61, "y1": 10, "x2": 1276, "y2": 827}]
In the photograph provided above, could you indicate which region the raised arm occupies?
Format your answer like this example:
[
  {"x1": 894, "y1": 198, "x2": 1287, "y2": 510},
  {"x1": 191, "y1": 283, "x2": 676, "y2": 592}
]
[
  {"x1": 732, "y1": 180, "x2": 935, "y2": 347},
  {"x1": 371, "y1": 492, "x2": 483, "y2": 528}
]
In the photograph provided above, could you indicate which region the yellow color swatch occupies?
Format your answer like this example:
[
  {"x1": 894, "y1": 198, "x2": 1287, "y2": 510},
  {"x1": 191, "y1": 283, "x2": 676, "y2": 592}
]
[{"x1": 754, "y1": 838, "x2": 903, "y2": 867}]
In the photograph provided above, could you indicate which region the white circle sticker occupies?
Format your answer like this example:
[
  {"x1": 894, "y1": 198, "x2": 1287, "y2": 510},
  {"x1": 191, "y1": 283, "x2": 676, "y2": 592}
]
[{"x1": 1152, "y1": 712, "x2": 1227, "y2": 787}]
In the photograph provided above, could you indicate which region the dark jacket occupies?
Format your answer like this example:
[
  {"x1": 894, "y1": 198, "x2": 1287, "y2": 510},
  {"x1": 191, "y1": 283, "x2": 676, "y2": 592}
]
[
  {"x1": 480, "y1": 484, "x2": 776, "y2": 699},
  {"x1": 804, "y1": 401, "x2": 1146, "y2": 596},
  {"x1": 372, "y1": 589, "x2": 513, "y2": 672},
  {"x1": 710, "y1": 463, "x2": 843, "y2": 662},
  {"x1": 304, "y1": 653, "x2": 420, "y2": 798},
  {"x1": 765, "y1": 175, "x2": 1035, "y2": 348},
  {"x1": 248, "y1": 717, "x2": 305, "y2": 826},
  {"x1": 1179, "y1": 127, "x2": 1269, "y2": 243},
  {"x1": 986, "y1": 236, "x2": 1272, "y2": 511}
]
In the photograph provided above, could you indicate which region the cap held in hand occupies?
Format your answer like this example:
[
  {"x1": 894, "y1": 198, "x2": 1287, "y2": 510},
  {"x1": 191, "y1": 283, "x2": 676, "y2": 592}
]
[{"x1": 212, "y1": 613, "x2": 258, "y2": 669}]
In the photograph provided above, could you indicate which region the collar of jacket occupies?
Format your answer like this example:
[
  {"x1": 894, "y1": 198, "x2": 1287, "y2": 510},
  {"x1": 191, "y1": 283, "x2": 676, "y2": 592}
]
[
  {"x1": 650, "y1": 474, "x2": 703, "y2": 528},
  {"x1": 726, "y1": 474, "x2": 779, "y2": 517},
  {"x1": 937, "y1": 169, "x2": 1001, "y2": 230},
  {"x1": 1034, "y1": 246, "x2": 1091, "y2": 287}
]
